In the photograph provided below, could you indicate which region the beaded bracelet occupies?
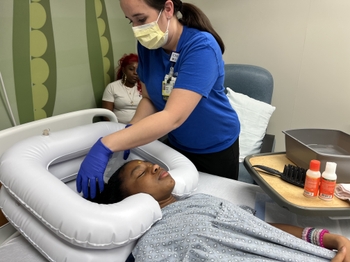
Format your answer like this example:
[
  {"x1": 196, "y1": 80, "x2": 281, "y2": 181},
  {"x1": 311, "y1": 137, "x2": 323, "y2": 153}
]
[
  {"x1": 301, "y1": 227, "x2": 329, "y2": 247},
  {"x1": 318, "y1": 229, "x2": 330, "y2": 248},
  {"x1": 302, "y1": 227, "x2": 312, "y2": 242}
]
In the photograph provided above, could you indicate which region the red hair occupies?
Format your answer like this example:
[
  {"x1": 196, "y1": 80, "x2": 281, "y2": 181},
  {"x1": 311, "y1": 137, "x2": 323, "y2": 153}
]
[{"x1": 115, "y1": 53, "x2": 142, "y2": 94}]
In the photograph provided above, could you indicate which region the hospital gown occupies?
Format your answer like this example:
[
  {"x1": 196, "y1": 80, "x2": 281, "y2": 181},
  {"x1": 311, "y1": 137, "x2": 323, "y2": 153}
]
[{"x1": 132, "y1": 193, "x2": 336, "y2": 261}]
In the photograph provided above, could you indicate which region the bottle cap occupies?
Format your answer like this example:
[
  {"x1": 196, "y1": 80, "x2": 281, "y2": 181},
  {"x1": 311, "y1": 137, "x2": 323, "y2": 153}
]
[
  {"x1": 309, "y1": 160, "x2": 321, "y2": 171},
  {"x1": 325, "y1": 162, "x2": 337, "y2": 173}
]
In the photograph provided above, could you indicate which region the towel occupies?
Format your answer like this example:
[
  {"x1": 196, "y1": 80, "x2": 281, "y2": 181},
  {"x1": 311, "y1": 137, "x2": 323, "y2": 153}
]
[{"x1": 334, "y1": 184, "x2": 350, "y2": 200}]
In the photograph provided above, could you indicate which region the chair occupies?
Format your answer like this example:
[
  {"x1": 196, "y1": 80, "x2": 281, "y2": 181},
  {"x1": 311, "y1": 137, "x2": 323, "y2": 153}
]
[{"x1": 224, "y1": 64, "x2": 275, "y2": 184}]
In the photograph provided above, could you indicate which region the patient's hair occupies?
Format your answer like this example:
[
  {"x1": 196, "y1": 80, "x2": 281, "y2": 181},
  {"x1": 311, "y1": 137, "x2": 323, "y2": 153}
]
[{"x1": 89, "y1": 162, "x2": 129, "y2": 204}]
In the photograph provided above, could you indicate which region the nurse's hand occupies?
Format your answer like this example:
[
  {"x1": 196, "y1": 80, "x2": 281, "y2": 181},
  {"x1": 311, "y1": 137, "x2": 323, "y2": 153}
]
[{"x1": 76, "y1": 137, "x2": 113, "y2": 199}]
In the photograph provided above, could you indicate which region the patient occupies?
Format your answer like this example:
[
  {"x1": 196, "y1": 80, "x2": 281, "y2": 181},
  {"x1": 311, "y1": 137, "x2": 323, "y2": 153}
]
[{"x1": 91, "y1": 160, "x2": 350, "y2": 262}]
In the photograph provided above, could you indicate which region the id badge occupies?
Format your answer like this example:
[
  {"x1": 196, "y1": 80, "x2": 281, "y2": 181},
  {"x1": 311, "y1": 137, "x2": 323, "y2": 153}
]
[
  {"x1": 162, "y1": 52, "x2": 179, "y2": 101},
  {"x1": 162, "y1": 74, "x2": 176, "y2": 100}
]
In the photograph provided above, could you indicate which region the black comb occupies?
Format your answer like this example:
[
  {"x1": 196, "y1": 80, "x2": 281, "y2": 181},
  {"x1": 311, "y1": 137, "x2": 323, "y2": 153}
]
[{"x1": 252, "y1": 164, "x2": 307, "y2": 188}]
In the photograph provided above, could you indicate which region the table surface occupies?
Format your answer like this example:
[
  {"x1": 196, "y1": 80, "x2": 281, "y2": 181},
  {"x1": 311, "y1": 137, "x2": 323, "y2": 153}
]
[{"x1": 244, "y1": 152, "x2": 350, "y2": 217}]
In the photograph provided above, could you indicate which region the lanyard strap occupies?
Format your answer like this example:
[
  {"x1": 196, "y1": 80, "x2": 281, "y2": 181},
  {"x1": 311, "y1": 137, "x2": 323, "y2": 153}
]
[
  {"x1": 167, "y1": 51, "x2": 179, "y2": 83},
  {"x1": 169, "y1": 52, "x2": 179, "y2": 75}
]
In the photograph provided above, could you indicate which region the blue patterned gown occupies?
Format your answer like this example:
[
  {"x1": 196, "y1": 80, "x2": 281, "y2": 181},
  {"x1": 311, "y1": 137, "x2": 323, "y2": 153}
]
[{"x1": 132, "y1": 194, "x2": 336, "y2": 261}]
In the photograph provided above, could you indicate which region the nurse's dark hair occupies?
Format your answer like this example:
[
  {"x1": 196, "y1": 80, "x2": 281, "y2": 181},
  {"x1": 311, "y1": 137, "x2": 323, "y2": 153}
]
[
  {"x1": 144, "y1": 0, "x2": 225, "y2": 54},
  {"x1": 88, "y1": 162, "x2": 129, "y2": 204}
]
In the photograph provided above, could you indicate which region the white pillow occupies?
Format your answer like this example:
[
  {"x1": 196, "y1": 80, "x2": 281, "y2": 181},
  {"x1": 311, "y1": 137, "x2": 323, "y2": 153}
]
[{"x1": 226, "y1": 88, "x2": 276, "y2": 162}]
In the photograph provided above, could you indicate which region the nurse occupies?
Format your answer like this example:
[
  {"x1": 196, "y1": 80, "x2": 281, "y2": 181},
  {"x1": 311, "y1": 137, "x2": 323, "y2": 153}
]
[{"x1": 77, "y1": 0, "x2": 240, "y2": 199}]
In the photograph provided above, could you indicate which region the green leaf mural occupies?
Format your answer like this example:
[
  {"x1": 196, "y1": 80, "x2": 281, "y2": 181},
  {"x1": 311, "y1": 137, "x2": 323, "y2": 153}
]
[
  {"x1": 13, "y1": 0, "x2": 57, "y2": 124},
  {"x1": 86, "y1": 0, "x2": 114, "y2": 108}
]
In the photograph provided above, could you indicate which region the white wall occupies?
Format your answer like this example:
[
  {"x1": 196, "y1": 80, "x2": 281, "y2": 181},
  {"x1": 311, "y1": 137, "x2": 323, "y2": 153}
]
[{"x1": 188, "y1": 0, "x2": 350, "y2": 151}]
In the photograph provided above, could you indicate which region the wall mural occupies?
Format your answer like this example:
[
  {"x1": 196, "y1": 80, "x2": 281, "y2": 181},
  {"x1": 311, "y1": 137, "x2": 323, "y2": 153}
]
[
  {"x1": 86, "y1": 0, "x2": 114, "y2": 109},
  {"x1": 13, "y1": 0, "x2": 56, "y2": 124},
  {"x1": 11, "y1": 0, "x2": 114, "y2": 124}
]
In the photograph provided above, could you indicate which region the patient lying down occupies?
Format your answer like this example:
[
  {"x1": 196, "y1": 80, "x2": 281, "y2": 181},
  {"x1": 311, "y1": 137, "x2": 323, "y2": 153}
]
[{"x1": 90, "y1": 160, "x2": 350, "y2": 262}]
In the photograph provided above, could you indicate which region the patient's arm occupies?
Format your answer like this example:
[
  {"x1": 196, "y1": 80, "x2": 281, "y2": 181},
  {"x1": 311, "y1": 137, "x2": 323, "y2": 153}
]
[
  {"x1": 270, "y1": 223, "x2": 350, "y2": 262},
  {"x1": 269, "y1": 223, "x2": 303, "y2": 238}
]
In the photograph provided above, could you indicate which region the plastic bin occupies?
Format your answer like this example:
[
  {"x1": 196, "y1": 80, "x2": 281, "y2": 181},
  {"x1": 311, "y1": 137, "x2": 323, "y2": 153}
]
[{"x1": 283, "y1": 129, "x2": 350, "y2": 183}]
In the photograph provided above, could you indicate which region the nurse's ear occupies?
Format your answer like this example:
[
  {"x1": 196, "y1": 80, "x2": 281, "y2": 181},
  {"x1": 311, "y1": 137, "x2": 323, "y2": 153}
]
[{"x1": 164, "y1": 0, "x2": 174, "y2": 18}]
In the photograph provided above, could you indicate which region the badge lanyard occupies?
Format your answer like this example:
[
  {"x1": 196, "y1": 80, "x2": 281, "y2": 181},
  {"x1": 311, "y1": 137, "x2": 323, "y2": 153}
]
[{"x1": 162, "y1": 51, "x2": 179, "y2": 100}]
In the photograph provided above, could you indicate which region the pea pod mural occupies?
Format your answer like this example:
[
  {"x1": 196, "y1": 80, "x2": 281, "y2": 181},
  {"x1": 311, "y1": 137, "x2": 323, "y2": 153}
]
[
  {"x1": 86, "y1": 0, "x2": 114, "y2": 108},
  {"x1": 13, "y1": 0, "x2": 56, "y2": 124}
]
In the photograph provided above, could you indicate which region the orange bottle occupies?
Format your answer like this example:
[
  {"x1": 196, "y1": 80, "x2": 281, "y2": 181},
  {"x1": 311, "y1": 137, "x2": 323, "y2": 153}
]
[{"x1": 303, "y1": 160, "x2": 321, "y2": 198}]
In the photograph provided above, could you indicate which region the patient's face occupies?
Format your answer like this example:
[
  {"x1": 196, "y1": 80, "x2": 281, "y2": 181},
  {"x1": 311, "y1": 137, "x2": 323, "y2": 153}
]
[{"x1": 121, "y1": 160, "x2": 175, "y2": 202}]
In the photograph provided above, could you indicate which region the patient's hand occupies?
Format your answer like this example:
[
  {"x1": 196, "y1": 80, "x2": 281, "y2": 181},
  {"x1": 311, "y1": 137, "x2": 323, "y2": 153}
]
[
  {"x1": 332, "y1": 247, "x2": 346, "y2": 262},
  {"x1": 325, "y1": 233, "x2": 350, "y2": 262},
  {"x1": 76, "y1": 137, "x2": 113, "y2": 198}
]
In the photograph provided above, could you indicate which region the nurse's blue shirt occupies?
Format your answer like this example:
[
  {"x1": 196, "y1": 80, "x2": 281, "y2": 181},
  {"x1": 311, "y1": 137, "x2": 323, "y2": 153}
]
[{"x1": 137, "y1": 26, "x2": 240, "y2": 154}]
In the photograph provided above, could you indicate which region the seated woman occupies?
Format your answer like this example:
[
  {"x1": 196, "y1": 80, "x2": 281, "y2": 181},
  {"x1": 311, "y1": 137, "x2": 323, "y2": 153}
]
[
  {"x1": 102, "y1": 53, "x2": 142, "y2": 124},
  {"x1": 91, "y1": 160, "x2": 350, "y2": 262}
]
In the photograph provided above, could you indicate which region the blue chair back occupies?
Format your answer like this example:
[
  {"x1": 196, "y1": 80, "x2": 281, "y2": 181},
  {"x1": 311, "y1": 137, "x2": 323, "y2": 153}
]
[{"x1": 224, "y1": 64, "x2": 274, "y2": 104}]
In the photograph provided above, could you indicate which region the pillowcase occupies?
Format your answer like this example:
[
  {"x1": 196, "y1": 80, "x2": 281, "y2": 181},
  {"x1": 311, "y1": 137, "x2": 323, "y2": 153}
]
[{"x1": 226, "y1": 88, "x2": 276, "y2": 162}]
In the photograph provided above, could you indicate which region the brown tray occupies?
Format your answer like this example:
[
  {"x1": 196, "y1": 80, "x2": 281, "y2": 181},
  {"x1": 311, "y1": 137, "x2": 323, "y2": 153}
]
[{"x1": 244, "y1": 152, "x2": 350, "y2": 217}]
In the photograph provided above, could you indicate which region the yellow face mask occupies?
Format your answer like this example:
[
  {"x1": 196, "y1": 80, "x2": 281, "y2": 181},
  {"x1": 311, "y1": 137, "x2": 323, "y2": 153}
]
[{"x1": 132, "y1": 10, "x2": 170, "y2": 50}]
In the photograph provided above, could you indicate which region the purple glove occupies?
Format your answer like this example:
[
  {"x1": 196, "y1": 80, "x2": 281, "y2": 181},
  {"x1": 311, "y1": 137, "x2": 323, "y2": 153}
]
[
  {"x1": 123, "y1": 124, "x2": 132, "y2": 160},
  {"x1": 76, "y1": 137, "x2": 113, "y2": 199}
]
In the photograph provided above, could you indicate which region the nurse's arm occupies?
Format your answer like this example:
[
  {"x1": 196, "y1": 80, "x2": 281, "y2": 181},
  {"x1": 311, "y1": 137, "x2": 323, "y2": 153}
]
[
  {"x1": 129, "y1": 82, "x2": 158, "y2": 123},
  {"x1": 102, "y1": 88, "x2": 202, "y2": 152}
]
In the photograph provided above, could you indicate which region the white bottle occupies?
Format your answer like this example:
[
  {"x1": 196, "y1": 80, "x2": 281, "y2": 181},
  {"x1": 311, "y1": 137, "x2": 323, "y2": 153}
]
[
  {"x1": 303, "y1": 160, "x2": 321, "y2": 198},
  {"x1": 319, "y1": 162, "x2": 337, "y2": 201}
]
